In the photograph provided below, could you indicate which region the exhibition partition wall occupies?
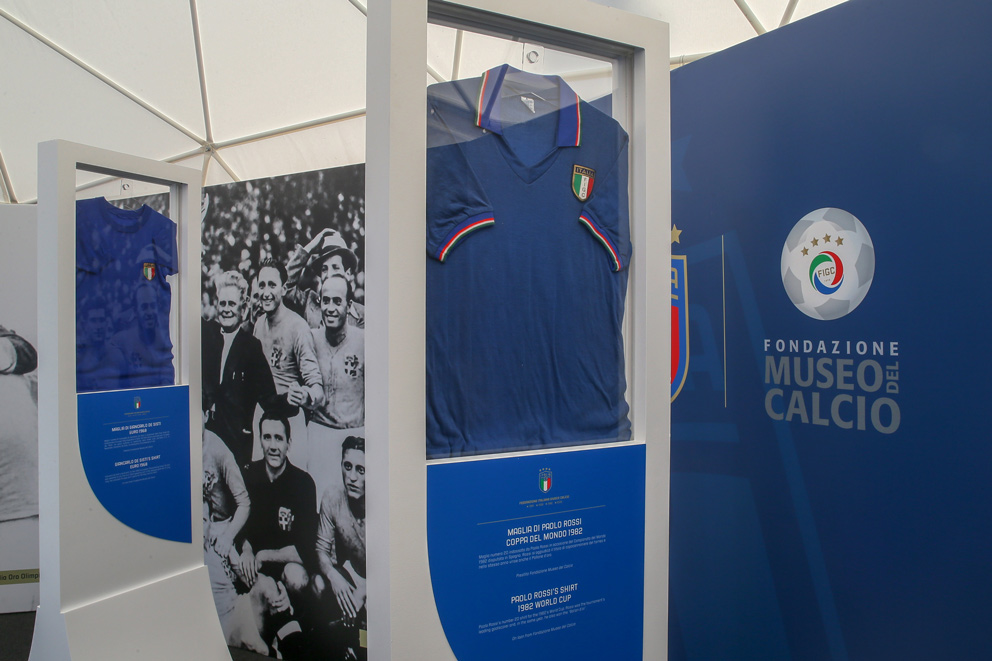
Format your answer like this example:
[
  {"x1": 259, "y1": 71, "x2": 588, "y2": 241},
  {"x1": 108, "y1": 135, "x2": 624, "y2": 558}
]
[{"x1": 669, "y1": 0, "x2": 992, "y2": 659}]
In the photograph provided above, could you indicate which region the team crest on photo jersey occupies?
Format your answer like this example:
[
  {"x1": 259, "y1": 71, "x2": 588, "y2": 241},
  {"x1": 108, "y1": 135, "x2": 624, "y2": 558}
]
[
  {"x1": 142, "y1": 262, "x2": 156, "y2": 280},
  {"x1": 572, "y1": 165, "x2": 596, "y2": 201},
  {"x1": 344, "y1": 354, "x2": 361, "y2": 378},
  {"x1": 269, "y1": 345, "x2": 285, "y2": 369},
  {"x1": 278, "y1": 506, "x2": 295, "y2": 532},
  {"x1": 202, "y1": 467, "x2": 217, "y2": 498},
  {"x1": 539, "y1": 468, "x2": 552, "y2": 493}
]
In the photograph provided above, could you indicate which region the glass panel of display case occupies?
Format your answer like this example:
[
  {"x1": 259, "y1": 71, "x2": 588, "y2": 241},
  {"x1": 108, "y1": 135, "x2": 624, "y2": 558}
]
[
  {"x1": 425, "y1": 24, "x2": 630, "y2": 459},
  {"x1": 74, "y1": 189, "x2": 178, "y2": 394}
]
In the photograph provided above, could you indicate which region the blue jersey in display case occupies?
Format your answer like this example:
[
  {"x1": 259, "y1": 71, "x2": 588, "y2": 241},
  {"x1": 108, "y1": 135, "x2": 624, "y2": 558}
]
[
  {"x1": 76, "y1": 197, "x2": 178, "y2": 392},
  {"x1": 427, "y1": 65, "x2": 631, "y2": 458}
]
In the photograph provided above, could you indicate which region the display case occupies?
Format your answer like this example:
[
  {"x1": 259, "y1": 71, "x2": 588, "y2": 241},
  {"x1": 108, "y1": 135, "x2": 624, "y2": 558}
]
[
  {"x1": 366, "y1": 1, "x2": 670, "y2": 658},
  {"x1": 32, "y1": 141, "x2": 227, "y2": 661}
]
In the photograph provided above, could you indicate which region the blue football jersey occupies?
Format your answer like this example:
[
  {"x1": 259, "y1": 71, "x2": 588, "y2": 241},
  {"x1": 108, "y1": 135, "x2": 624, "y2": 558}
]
[
  {"x1": 427, "y1": 65, "x2": 632, "y2": 458},
  {"x1": 76, "y1": 197, "x2": 178, "y2": 392}
]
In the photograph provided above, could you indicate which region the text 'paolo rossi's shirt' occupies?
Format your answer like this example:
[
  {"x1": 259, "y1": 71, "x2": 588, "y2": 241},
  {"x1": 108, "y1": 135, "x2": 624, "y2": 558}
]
[{"x1": 426, "y1": 65, "x2": 631, "y2": 458}]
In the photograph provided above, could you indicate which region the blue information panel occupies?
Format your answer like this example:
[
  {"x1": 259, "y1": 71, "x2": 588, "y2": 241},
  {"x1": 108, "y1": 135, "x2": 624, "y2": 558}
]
[
  {"x1": 668, "y1": 0, "x2": 992, "y2": 658},
  {"x1": 77, "y1": 385, "x2": 191, "y2": 543},
  {"x1": 427, "y1": 445, "x2": 645, "y2": 660}
]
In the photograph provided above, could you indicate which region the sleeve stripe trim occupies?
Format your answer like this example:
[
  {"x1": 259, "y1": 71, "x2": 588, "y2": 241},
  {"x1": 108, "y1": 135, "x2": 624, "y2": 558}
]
[
  {"x1": 579, "y1": 214, "x2": 622, "y2": 271},
  {"x1": 439, "y1": 217, "x2": 495, "y2": 262}
]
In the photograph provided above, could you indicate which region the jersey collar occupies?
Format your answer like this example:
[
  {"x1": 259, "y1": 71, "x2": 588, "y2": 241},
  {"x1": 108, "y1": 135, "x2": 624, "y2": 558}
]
[{"x1": 475, "y1": 64, "x2": 582, "y2": 148}]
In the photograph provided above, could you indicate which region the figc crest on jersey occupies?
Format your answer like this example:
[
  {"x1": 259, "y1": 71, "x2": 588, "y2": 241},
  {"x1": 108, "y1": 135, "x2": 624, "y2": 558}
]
[
  {"x1": 142, "y1": 263, "x2": 156, "y2": 280},
  {"x1": 671, "y1": 254, "x2": 689, "y2": 402},
  {"x1": 539, "y1": 468, "x2": 552, "y2": 493},
  {"x1": 572, "y1": 165, "x2": 595, "y2": 201}
]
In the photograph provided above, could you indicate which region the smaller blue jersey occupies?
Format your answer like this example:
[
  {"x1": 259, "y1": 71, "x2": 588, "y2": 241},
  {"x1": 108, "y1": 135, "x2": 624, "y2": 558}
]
[
  {"x1": 76, "y1": 197, "x2": 178, "y2": 392},
  {"x1": 427, "y1": 65, "x2": 632, "y2": 458}
]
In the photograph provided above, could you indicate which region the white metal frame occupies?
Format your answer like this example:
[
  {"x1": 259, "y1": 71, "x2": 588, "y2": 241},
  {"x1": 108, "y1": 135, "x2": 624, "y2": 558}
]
[
  {"x1": 31, "y1": 140, "x2": 227, "y2": 661},
  {"x1": 365, "y1": 1, "x2": 670, "y2": 658}
]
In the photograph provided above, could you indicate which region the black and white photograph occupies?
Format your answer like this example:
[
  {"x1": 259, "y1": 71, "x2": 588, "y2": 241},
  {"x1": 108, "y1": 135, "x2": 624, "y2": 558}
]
[
  {"x1": 187, "y1": 165, "x2": 366, "y2": 660},
  {"x1": 0, "y1": 206, "x2": 40, "y2": 615}
]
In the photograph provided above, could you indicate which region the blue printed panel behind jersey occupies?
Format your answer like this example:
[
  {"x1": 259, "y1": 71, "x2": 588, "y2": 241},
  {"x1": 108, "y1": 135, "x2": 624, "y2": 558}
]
[
  {"x1": 76, "y1": 197, "x2": 178, "y2": 392},
  {"x1": 668, "y1": 0, "x2": 992, "y2": 659},
  {"x1": 426, "y1": 66, "x2": 631, "y2": 458}
]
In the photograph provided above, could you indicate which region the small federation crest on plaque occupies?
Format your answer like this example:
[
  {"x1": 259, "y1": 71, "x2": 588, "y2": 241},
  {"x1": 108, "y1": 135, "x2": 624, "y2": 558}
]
[
  {"x1": 571, "y1": 165, "x2": 595, "y2": 201},
  {"x1": 539, "y1": 468, "x2": 552, "y2": 493},
  {"x1": 142, "y1": 263, "x2": 157, "y2": 280},
  {"x1": 133, "y1": 396, "x2": 141, "y2": 410}
]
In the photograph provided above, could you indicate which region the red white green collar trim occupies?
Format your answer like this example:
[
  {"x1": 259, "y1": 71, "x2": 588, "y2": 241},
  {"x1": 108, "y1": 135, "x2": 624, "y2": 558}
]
[{"x1": 475, "y1": 64, "x2": 582, "y2": 148}]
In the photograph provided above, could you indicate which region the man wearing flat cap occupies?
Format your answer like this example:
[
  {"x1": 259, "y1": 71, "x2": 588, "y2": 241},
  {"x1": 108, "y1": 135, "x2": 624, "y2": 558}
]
[{"x1": 285, "y1": 228, "x2": 364, "y2": 330}]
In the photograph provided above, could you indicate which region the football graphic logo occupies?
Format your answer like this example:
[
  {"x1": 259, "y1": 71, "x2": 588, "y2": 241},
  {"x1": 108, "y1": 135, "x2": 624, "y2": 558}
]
[{"x1": 781, "y1": 208, "x2": 875, "y2": 320}]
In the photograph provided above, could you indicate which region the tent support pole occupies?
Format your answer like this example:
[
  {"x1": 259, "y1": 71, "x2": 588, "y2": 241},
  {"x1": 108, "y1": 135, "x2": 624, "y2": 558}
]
[
  {"x1": 452, "y1": 30, "x2": 465, "y2": 80},
  {"x1": 189, "y1": 0, "x2": 215, "y2": 143},
  {"x1": 212, "y1": 108, "x2": 367, "y2": 149},
  {"x1": 0, "y1": 149, "x2": 14, "y2": 203},
  {"x1": 781, "y1": 0, "x2": 800, "y2": 27},
  {"x1": 670, "y1": 52, "x2": 714, "y2": 68},
  {"x1": 208, "y1": 150, "x2": 240, "y2": 183},
  {"x1": 732, "y1": 0, "x2": 767, "y2": 34}
]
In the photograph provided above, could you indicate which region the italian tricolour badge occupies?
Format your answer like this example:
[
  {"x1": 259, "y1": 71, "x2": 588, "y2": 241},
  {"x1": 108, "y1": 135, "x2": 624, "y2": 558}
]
[
  {"x1": 671, "y1": 254, "x2": 689, "y2": 402},
  {"x1": 539, "y1": 468, "x2": 552, "y2": 493},
  {"x1": 142, "y1": 263, "x2": 156, "y2": 280},
  {"x1": 572, "y1": 165, "x2": 595, "y2": 201}
]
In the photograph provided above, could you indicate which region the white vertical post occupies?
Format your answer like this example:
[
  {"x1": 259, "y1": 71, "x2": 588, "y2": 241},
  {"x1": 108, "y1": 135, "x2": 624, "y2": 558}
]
[{"x1": 367, "y1": 0, "x2": 453, "y2": 657}]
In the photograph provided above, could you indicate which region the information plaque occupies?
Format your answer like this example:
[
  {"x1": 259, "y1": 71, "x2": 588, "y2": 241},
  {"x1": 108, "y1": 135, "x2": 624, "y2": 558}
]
[
  {"x1": 77, "y1": 385, "x2": 191, "y2": 543},
  {"x1": 427, "y1": 445, "x2": 645, "y2": 660}
]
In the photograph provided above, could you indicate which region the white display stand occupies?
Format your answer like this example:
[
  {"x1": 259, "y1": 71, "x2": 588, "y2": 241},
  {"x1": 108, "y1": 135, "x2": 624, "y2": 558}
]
[
  {"x1": 31, "y1": 141, "x2": 228, "y2": 660},
  {"x1": 0, "y1": 202, "x2": 40, "y2": 615},
  {"x1": 366, "y1": 1, "x2": 670, "y2": 659}
]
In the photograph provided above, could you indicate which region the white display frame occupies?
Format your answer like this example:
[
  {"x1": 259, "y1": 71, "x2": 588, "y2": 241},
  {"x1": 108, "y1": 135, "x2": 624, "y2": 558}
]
[
  {"x1": 0, "y1": 202, "x2": 40, "y2": 615},
  {"x1": 31, "y1": 141, "x2": 228, "y2": 661},
  {"x1": 365, "y1": 1, "x2": 671, "y2": 658}
]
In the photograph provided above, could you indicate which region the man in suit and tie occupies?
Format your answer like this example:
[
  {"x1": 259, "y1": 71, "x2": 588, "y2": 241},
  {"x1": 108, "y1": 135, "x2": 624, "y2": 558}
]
[{"x1": 203, "y1": 270, "x2": 280, "y2": 469}]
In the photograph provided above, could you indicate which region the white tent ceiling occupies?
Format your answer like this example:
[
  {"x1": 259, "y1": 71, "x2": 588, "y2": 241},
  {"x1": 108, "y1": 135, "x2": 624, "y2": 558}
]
[{"x1": 0, "y1": 0, "x2": 846, "y2": 204}]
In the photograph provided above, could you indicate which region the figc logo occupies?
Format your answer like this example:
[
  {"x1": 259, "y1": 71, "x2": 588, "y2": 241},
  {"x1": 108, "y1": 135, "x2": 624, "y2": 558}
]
[
  {"x1": 781, "y1": 208, "x2": 875, "y2": 321},
  {"x1": 808, "y1": 251, "x2": 843, "y2": 295}
]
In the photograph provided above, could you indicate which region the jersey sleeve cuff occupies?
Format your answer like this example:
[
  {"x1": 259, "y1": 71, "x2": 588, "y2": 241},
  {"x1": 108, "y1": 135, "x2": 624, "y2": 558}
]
[
  {"x1": 578, "y1": 213, "x2": 624, "y2": 272},
  {"x1": 432, "y1": 212, "x2": 496, "y2": 262}
]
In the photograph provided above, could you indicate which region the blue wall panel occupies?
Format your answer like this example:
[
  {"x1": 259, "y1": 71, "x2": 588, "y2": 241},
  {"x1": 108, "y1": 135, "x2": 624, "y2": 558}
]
[{"x1": 670, "y1": 1, "x2": 992, "y2": 658}]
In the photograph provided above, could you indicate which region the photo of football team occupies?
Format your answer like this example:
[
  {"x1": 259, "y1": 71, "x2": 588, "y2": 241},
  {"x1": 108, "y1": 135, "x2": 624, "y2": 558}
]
[{"x1": 187, "y1": 165, "x2": 365, "y2": 660}]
